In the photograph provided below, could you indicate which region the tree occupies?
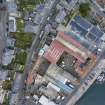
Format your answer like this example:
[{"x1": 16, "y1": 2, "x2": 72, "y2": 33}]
[
  {"x1": 79, "y1": 3, "x2": 91, "y2": 17},
  {"x1": 11, "y1": 32, "x2": 33, "y2": 49},
  {"x1": 2, "y1": 80, "x2": 11, "y2": 90},
  {"x1": 18, "y1": 0, "x2": 44, "y2": 12},
  {"x1": 3, "y1": 94, "x2": 9, "y2": 105},
  {"x1": 15, "y1": 51, "x2": 27, "y2": 65}
]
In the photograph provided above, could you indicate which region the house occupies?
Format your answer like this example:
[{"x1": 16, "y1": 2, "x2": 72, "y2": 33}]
[
  {"x1": 2, "y1": 48, "x2": 15, "y2": 66},
  {"x1": 55, "y1": 9, "x2": 66, "y2": 23},
  {"x1": 9, "y1": 16, "x2": 16, "y2": 32}
]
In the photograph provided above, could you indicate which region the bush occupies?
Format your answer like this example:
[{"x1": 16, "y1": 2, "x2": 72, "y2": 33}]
[
  {"x1": 2, "y1": 80, "x2": 11, "y2": 90},
  {"x1": 18, "y1": 0, "x2": 44, "y2": 12},
  {"x1": 16, "y1": 19, "x2": 24, "y2": 32},
  {"x1": 14, "y1": 51, "x2": 27, "y2": 65},
  {"x1": 11, "y1": 32, "x2": 33, "y2": 49},
  {"x1": 3, "y1": 94, "x2": 9, "y2": 105},
  {"x1": 79, "y1": 3, "x2": 91, "y2": 17}
]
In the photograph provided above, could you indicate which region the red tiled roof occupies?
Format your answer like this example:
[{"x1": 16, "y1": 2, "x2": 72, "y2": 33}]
[
  {"x1": 58, "y1": 32, "x2": 81, "y2": 48},
  {"x1": 44, "y1": 39, "x2": 85, "y2": 64},
  {"x1": 44, "y1": 40, "x2": 64, "y2": 63}
]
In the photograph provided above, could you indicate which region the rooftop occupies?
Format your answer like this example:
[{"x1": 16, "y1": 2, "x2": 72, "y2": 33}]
[
  {"x1": 44, "y1": 40, "x2": 64, "y2": 63},
  {"x1": 9, "y1": 16, "x2": 16, "y2": 32},
  {"x1": 39, "y1": 95, "x2": 57, "y2": 105},
  {"x1": 6, "y1": 37, "x2": 15, "y2": 47},
  {"x1": 2, "y1": 48, "x2": 15, "y2": 66},
  {"x1": 96, "y1": 0, "x2": 105, "y2": 9},
  {"x1": 0, "y1": 71, "x2": 8, "y2": 80},
  {"x1": 7, "y1": 0, "x2": 17, "y2": 16},
  {"x1": 55, "y1": 9, "x2": 66, "y2": 23},
  {"x1": 67, "y1": 16, "x2": 104, "y2": 53},
  {"x1": 36, "y1": 4, "x2": 44, "y2": 13}
]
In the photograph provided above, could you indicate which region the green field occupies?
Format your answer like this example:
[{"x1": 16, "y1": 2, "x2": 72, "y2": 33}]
[
  {"x1": 16, "y1": 19, "x2": 24, "y2": 32},
  {"x1": 11, "y1": 32, "x2": 33, "y2": 49},
  {"x1": 18, "y1": 0, "x2": 45, "y2": 12}
]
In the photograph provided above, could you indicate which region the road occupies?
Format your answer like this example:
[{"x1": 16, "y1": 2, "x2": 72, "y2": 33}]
[
  {"x1": 0, "y1": 5, "x2": 7, "y2": 65},
  {"x1": 9, "y1": 73, "x2": 23, "y2": 105}
]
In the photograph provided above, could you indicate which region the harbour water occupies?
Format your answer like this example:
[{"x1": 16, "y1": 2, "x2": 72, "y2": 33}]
[{"x1": 76, "y1": 80, "x2": 105, "y2": 105}]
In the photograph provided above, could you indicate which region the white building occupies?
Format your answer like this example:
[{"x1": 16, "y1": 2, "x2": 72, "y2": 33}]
[
  {"x1": 39, "y1": 95, "x2": 57, "y2": 105},
  {"x1": 9, "y1": 16, "x2": 16, "y2": 32},
  {"x1": 6, "y1": 0, "x2": 19, "y2": 17}
]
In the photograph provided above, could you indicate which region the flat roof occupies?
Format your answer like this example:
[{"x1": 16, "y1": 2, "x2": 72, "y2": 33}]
[
  {"x1": 67, "y1": 16, "x2": 104, "y2": 53},
  {"x1": 74, "y1": 16, "x2": 92, "y2": 30},
  {"x1": 0, "y1": 71, "x2": 8, "y2": 80},
  {"x1": 39, "y1": 95, "x2": 57, "y2": 105},
  {"x1": 73, "y1": 16, "x2": 104, "y2": 38},
  {"x1": 2, "y1": 48, "x2": 15, "y2": 66}
]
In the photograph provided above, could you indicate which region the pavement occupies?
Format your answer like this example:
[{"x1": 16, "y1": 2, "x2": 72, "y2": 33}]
[
  {"x1": 12, "y1": 73, "x2": 22, "y2": 93},
  {"x1": 9, "y1": 73, "x2": 23, "y2": 105}
]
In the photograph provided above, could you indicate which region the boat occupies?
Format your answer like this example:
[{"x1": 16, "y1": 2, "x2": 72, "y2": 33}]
[{"x1": 96, "y1": 72, "x2": 105, "y2": 84}]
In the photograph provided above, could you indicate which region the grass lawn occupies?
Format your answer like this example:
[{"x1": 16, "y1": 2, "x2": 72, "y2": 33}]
[
  {"x1": 16, "y1": 64, "x2": 24, "y2": 73},
  {"x1": 16, "y1": 19, "x2": 24, "y2": 32},
  {"x1": 13, "y1": 50, "x2": 27, "y2": 73},
  {"x1": 18, "y1": 0, "x2": 45, "y2": 12},
  {"x1": 79, "y1": 3, "x2": 91, "y2": 17},
  {"x1": 14, "y1": 50, "x2": 27, "y2": 65},
  {"x1": 11, "y1": 32, "x2": 33, "y2": 49},
  {"x1": 2, "y1": 80, "x2": 11, "y2": 90}
]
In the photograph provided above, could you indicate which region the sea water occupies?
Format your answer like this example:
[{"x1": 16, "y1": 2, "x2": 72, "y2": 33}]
[{"x1": 76, "y1": 82, "x2": 105, "y2": 105}]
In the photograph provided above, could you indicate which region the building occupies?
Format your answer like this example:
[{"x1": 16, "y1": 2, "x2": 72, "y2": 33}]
[
  {"x1": 39, "y1": 95, "x2": 57, "y2": 105},
  {"x1": 2, "y1": 48, "x2": 15, "y2": 66},
  {"x1": 55, "y1": 9, "x2": 66, "y2": 23},
  {"x1": 9, "y1": 16, "x2": 16, "y2": 32},
  {"x1": 26, "y1": 16, "x2": 104, "y2": 105},
  {"x1": 67, "y1": 16, "x2": 104, "y2": 52},
  {"x1": 59, "y1": 0, "x2": 78, "y2": 11},
  {"x1": 44, "y1": 15, "x2": 104, "y2": 87},
  {"x1": 7, "y1": 0, "x2": 19, "y2": 17},
  {"x1": 96, "y1": 0, "x2": 105, "y2": 10},
  {"x1": 44, "y1": 16, "x2": 105, "y2": 105},
  {"x1": 34, "y1": 13, "x2": 43, "y2": 25}
]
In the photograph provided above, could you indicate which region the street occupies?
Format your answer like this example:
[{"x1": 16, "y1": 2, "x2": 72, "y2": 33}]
[{"x1": 0, "y1": 7, "x2": 7, "y2": 65}]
